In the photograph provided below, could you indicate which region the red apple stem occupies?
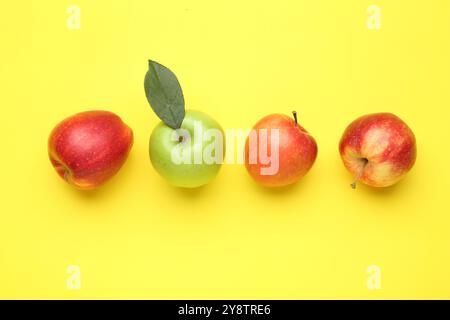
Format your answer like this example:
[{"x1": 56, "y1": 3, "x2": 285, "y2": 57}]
[
  {"x1": 350, "y1": 158, "x2": 369, "y2": 189},
  {"x1": 350, "y1": 172, "x2": 363, "y2": 189},
  {"x1": 292, "y1": 111, "x2": 298, "y2": 124}
]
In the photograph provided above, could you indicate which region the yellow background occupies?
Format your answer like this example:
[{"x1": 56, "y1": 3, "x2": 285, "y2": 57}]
[{"x1": 1, "y1": 0, "x2": 449, "y2": 299}]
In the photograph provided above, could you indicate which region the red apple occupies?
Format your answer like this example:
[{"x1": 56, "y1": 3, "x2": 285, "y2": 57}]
[
  {"x1": 339, "y1": 113, "x2": 416, "y2": 188},
  {"x1": 245, "y1": 112, "x2": 318, "y2": 187},
  {"x1": 48, "y1": 111, "x2": 133, "y2": 190}
]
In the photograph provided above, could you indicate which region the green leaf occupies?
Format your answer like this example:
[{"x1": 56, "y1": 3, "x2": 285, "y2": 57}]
[{"x1": 144, "y1": 60, "x2": 185, "y2": 129}]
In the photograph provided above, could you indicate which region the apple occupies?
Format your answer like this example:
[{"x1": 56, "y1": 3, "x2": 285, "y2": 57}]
[
  {"x1": 339, "y1": 112, "x2": 416, "y2": 188},
  {"x1": 245, "y1": 111, "x2": 318, "y2": 187},
  {"x1": 48, "y1": 110, "x2": 133, "y2": 190},
  {"x1": 149, "y1": 110, "x2": 224, "y2": 188},
  {"x1": 144, "y1": 60, "x2": 225, "y2": 188}
]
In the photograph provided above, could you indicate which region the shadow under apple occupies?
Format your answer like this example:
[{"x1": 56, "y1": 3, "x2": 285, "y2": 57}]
[
  {"x1": 246, "y1": 169, "x2": 318, "y2": 198},
  {"x1": 61, "y1": 152, "x2": 137, "y2": 204}
]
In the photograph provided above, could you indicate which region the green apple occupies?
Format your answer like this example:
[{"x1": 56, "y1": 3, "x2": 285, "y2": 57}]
[
  {"x1": 144, "y1": 60, "x2": 225, "y2": 188},
  {"x1": 149, "y1": 110, "x2": 224, "y2": 188}
]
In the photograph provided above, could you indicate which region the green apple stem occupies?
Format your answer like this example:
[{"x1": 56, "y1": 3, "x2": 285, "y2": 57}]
[
  {"x1": 350, "y1": 158, "x2": 369, "y2": 189},
  {"x1": 292, "y1": 111, "x2": 298, "y2": 124}
]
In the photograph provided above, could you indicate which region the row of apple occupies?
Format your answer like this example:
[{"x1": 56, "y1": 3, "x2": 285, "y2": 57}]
[{"x1": 48, "y1": 61, "x2": 416, "y2": 190}]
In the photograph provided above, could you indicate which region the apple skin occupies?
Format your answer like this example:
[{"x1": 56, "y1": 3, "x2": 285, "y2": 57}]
[
  {"x1": 339, "y1": 113, "x2": 416, "y2": 188},
  {"x1": 48, "y1": 111, "x2": 133, "y2": 190},
  {"x1": 245, "y1": 113, "x2": 318, "y2": 187},
  {"x1": 149, "y1": 110, "x2": 224, "y2": 188}
]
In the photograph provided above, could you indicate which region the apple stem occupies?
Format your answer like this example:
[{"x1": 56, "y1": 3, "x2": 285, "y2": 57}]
[
  {"x1": 350, "y1": 158, "x2": 369, "y2": 189},
  {"x1": 292, "y1": 111, "x2": 298, "y2": 124}
]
